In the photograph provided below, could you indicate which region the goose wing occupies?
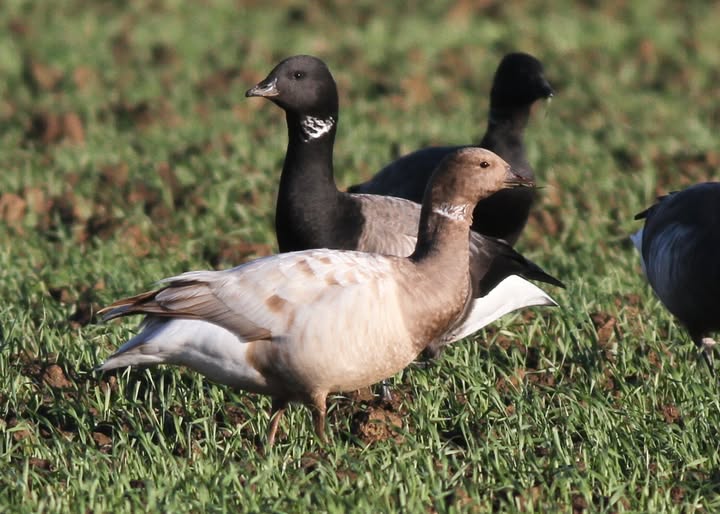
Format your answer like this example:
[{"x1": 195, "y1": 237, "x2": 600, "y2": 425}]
[{"x1": 100, "y1": 249, "x2": 400, "y2": 342}]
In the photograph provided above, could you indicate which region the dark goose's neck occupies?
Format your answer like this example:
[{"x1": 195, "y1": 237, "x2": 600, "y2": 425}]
[
  {"x1": 480, "y1": 104, "x2": 531, "y2": 169},
  {"x1": 275, "y1": 111, "x2": 363, "y2": 252}
]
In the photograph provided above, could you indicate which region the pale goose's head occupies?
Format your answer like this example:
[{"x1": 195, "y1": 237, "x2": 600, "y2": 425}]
[
  {"x1": 245, "y1": 55, "x2": 338, "y2": 120},
  {"x1": 490, "y1": 52, "x2": 554, "y2": 110},
  {"x1": 424, "y1": 147, "x2": 534, "y2": 222}
]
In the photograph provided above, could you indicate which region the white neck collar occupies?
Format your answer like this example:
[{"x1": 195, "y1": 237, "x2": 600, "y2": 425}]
[
  {"x1": 300, "y1": 115, "x2": 335, "y2": 142},
  {"x1": 432, "y1": 203, "x2": 468, "y2": 222}
]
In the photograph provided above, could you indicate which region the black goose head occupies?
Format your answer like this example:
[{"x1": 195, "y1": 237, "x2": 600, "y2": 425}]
[
  {"x1": 490, "y1": 52, "x2": 554, "y2": 110},
  {"x1": 246, "y1": 55, "x2": 339, "y2": 119}
]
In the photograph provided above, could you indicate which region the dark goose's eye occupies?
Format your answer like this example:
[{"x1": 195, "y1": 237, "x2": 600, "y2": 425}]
[
  {"x1": 480, "y1": 161, "x2": 490, "y2": 169},
  {"x1": 293, "y1": 71, "x2": 305, "y2": 80}
]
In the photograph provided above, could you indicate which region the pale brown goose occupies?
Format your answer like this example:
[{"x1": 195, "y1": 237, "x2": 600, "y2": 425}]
[
  {"x1": 245, "y1": 55, "x2": 563, "y2": 378},
  {"x1": 631, "y1": 182, "x2": 720, "y2": 373},
  {"x1": 99, "y1": 148, "x2": 532, "y2": 447},
  {"x1": 348, "y1": 52, "x2": 554, "y2": 245}
]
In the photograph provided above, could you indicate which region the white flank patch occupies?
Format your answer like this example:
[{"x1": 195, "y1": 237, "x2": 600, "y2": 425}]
[
  {"x1": 99, "y1": 318, "x2": 270, "y2": 390},
  {"x1": 629, "y1": 228, "x2": 643, "y2": 253},
  {"x1": 629, "y1": 228, "x2": 647, "y2": 276},
  {"x1": 433, "y1": 203, "x2": 468, "y2": 221},
  {"x1": 300, "y1": 115, "x2": 335, "y2": 142},
  {"x1": 444, "y1": 275, "x2": 557, "y2": 343}
]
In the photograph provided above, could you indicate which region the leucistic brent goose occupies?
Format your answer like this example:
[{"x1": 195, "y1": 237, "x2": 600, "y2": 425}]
[
  {"x1": 245, "y1": 55, "x2": 563, "y2": 368},
  {"x1": 631, "y1": 182, "x2": 720, "y2": 373},
  {"x1": 99, "y1": 148, "x2": 533, "y2": 447},
  {"x1": 348, "y1": 52, "x2": 554, "y2": 245}
]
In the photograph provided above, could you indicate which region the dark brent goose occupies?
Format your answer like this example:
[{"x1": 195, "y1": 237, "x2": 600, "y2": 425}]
[
  {"x1": 347, "y1": 52, "x2": 554, "y2": 245},
  {"x1": 245, "y1": 55, "x2": 563, "y2": 370},
  {"x1": 100, "y1": 148, "x2": 533, "y2": 447},
  {"x1": 631, "y1": 182, "x2": 720, "y2": 373}
]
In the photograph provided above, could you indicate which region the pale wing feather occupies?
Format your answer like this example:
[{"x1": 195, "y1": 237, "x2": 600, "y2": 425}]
[
  {"x1": 152, "y1": 278, "x2": 272, "y2": 341},
  {"x1": 158, "y1": 249, "x2": 399, "y2": 341},
  {"x1": 353, "y1": 193, "x2": 421, "y2": 255}
]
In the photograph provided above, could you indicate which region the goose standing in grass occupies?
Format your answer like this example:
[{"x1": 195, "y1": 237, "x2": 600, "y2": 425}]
[
  {"x1": 631, "y1": 182, "x2": 720, "y2": 373},
  {"x1": 245, "y1": 55, "x2": 563, "y2": 377},
  {"x1": 100, "y1": 148, "x2": 532, "y2": 447},
  {"x1": 348, "y1": 52, "x2": 554, "y2": 245}
]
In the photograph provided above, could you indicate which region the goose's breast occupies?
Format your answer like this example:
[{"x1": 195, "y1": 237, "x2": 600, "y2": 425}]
[{"x1": 273, "y1": 281, "x2": 417, "y2": 393}]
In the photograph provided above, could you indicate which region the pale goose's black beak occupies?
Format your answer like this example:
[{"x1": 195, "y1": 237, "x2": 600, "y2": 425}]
[
  {"x1": 504, "y1": 165, "x2": 535, "y2": 188},
  {"x1": 246, "y1": 77, "x2": 279, "y2": 98}
]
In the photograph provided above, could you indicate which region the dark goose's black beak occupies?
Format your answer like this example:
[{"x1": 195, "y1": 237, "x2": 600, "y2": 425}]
[{"x1": 246, "y1": 77, "x2": 279, "y2": 98}]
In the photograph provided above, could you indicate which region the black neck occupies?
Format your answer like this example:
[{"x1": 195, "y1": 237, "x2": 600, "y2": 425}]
[
  {"x1": 479, "y1": 104, "x2": 533, "y2": 174},
  {"x1": 282, "y1": 112, "x2": 338, "y2": 190},
  {"x1": 484, "y1": 104, "x2": 531, "y2": 142},
  {"x1": 275, "y1": 111, "x2": 362, "y2": 252}
]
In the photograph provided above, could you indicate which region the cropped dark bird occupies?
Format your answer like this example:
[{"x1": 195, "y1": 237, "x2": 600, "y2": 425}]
[
  {"x1": 631, "y1": 182, "x2": 720, "y2": 373},
  {"x1": 100, "y1": 148, "x2": 534, "y2": 447},
  {"x1": 245, "y1": 55, "x2": 563, "y2": 373},
  {"x1": 348, "y1": 52, "x2": 554, "y2": 245}
]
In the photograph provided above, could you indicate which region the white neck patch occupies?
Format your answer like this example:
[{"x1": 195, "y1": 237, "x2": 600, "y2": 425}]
[
  {"x1": 433, "y1": 203, "x2": 469, "y2": 222},
  {"x1": 300, "y1": 115, "x2": 335, "y2": 142}
]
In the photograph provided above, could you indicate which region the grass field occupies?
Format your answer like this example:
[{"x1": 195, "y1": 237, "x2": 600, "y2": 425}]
[{"x1": 2, "y1": 0, "x2": 720, "y2": 512}]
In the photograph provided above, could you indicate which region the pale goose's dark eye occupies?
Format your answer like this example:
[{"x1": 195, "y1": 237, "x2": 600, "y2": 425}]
[
  {"x1": 480, "y1": 161, "x2": 490, "y2": 169},
  {"x1": 293, "y1": 71, "x2": 305, "y2": 80}
]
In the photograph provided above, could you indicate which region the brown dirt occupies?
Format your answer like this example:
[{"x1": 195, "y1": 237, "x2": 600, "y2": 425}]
[
  {"x1": 660, "y1": 404, "x2": 682, "y2": 425},
  {"x1": 7, "y1": 417, "x2": 34, "y2": 442},
  {"x1": 99, "y1": 376, "x2": 118, "y2": 394},
  {"x1": 28, "y1": 458, "x2": 53, "y2": 471},
  {"x1": 23, "y1": 57, "x2": 63, "y2": 93},
  {"x1": 42, "y1": 364, "x2": 73, "y2": 389},
  {"x1": 92, "y1": 431, "x2": 112, "y2": 447},
  {"x1": 0, "y1": 193, "x2": 27, "y2": 226},
  {"x1": 195, "y1": 68, "x2": 241, "y2": 95},
  {"x1": 49, "y1": 281, "x2": 104, "y2": 327},
  {"x1": 350, "y1": 406, "x2": 403, "y2": 444},
  {"x1": 653, "y1": 150, "x2": 720, "y2": 192},
  {"x1": 203, "y1": 240, "x2": 273, "y2": 268},
  {"x1": 72, "y1": 66, "x2": 96, "y2": 90},
  {"x1": 495, "y1": 369, "x2": 524, "y2": 395},
  {"x1": 528, "y1": 208, "x2": 564, "y2": 239},
  {"x1": 572, "y1": 493, "x2": 587, "y2": 513},
  {"x1": 591, "y1": 311, "x2": 618, "y2": 347},
  {"x1": 25, "y1": 112, "x2": 85, "y2": 145},
  {"x1": 670, "y1": 486, "x2": 685, "y2": 504}
]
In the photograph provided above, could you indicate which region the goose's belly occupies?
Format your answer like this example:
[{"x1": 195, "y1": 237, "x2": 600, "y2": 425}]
[
  {"x1": 273, "y1": 295, "x2": 417, "y2": 393},
  {"x1": 290, "y1": 332, "x2": 419, "y2": 392},
  {"x1": 162, "y1": 320, "x2": 278, "y2": 395}
]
